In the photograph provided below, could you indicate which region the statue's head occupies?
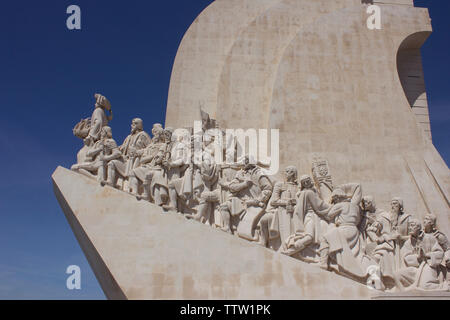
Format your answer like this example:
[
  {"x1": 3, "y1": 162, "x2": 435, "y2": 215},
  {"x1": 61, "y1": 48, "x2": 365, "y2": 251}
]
[
  {"x1": 390, "y1": 197, "x2": 403, "y2": 214},
  {"x1": 300, "y1": 175, "x2": 313, "y2": 190},
  {"x1": 152, "y1": 123, "x2": 164, "y2": 141},
  {"x1": 101, "y1": 126, "x2": 113, "y2": 139},
  {"x1": 131, "y1": 118, "x2": 143, "y2": 133},
  {"x1": 94, "y1": 93, "x2": 111, "y2": 111},
  {"x1": 362, "y1": 195, "x2": 376, "y2": 212},
  {"x1": 423, "y1": 213, "x2": 437, "y2": 233},
  {"x1": 164, "y1": 127, "x2": 174, "y2": 142},
  {"x1": 408, "y1": 218, "x2": 422, "y2": 237},
  {"x1": 94, "y1": 93, "x2": 112, "y2": 121},
  {"x1": 284, "y1": 166, "x2": 298, "y2": 183}
]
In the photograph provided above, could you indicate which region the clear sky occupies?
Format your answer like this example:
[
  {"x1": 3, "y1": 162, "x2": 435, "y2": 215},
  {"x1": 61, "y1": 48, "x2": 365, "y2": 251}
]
[{"x1": 0, "y1": 0, "x2": 448, "y2": 299}]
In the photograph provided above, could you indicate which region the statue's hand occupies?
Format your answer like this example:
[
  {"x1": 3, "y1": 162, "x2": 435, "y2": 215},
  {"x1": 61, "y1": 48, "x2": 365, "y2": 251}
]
[{"x1": 245, "y1": 199, "x2": 259, "y2": 207}]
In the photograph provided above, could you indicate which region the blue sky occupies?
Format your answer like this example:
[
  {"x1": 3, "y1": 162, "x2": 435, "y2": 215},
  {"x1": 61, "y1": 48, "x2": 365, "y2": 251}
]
[{"x1": 0, "y1": 0, "x2": 448, "y2": 299}]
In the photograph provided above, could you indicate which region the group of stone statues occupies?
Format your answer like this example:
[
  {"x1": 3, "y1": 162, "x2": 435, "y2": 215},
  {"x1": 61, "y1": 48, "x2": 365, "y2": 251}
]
[{"x1": 71, "y1": 94, "x2": 449, "y2": 292}]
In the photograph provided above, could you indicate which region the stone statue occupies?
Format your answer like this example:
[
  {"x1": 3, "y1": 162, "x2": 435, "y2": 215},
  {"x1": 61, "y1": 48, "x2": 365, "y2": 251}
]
[
  {"x1": 359, "y1": 196, "x2": 384, "y2": 247},
  {"x1": 318, "y1": 184, "x2": 375, "y2": 280},
  {"x1": 394, "y1": 219, "x2": 447, "y2": 291},
  {"x1": 219, "y1": 156, "x2": 273, "y2": 240},
  {"x1": 85, "y1": 94, "x2": 113, "y2": 144},
  {"x1": 73, "y1": 93, "x2": 112, "y2": 164},
  {"x1": 163, "y1": 128, "x2": 189, "y2": 212},
  {"x1": 71, "y1": 126, "x2": 120, "y2": 183},
  {"x1": 374, "y1": 197, "x2": 412, "y2": 283},
  {"x1": 68, "y1": 100, "x2": 449, "y2": 293},
  {"x1": 186, "y1": 132, "x2": 220, "y2": 224},
  {"x1": 282, "y1": 175, "x2": 328, "y2": 261},
  {"x1": 128, "y1": 124, "x2": 167, "y2": 203},
  {"x1": 258, "y1": 166, "x2": 298, "y2": 250},
  {"x1": 104, "y1": 118, "x2": 151, "y2": 189},
  {"x1": 424, "y1": 213, "x2": 450, "y2": 270}
]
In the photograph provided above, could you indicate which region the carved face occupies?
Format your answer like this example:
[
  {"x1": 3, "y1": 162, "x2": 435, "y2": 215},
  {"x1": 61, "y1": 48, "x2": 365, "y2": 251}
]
[
  {"x1": 131, "y1": 119, "x2": 142, "y2": 134},
  {"x1": 363, "y1": 199, "x2": 374, "y2": 212},
  {"x1": 391, "y1": 200, "x2": 401, "y2": 214},
  {"x1": 423, "y1": 215, "x2": 435, "y2": 232},
  {"x1": 100, "y1": 129, "x2": 107, "y2": 140},
  {"x1": 153, "y1": 128, "x2": 163, "y2": 141},
  {"x1": 408, "y1": 220, "x2": 421, "y2": 237},
  {"x1": 164, "y1": 130, "x2": 172, "y2": 142},
  {"x1": 284, "y1": 167, "x2": 297, "y2": 182},
  {"x1": 301, "y1": 177, "x2": 313, "y2": 189}
]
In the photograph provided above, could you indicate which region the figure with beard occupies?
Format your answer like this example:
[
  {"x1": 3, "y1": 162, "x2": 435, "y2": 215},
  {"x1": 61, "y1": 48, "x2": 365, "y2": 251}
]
[
  {"x1": 104, "y1": 118, "x2": 151, "y2": 189},
  {"x1": 394, "y1": 219, "x2": 446, "y2": 291},
  {"x1": 258, "y1": 166, "x2": 298, "y2": 249}
]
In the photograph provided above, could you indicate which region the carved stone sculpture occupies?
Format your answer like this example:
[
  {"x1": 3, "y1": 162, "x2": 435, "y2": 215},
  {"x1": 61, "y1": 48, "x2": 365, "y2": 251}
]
[
  {"x1": 258, "y1": 166, "x2": 298, "y2": 250},
  {"x1": 394, "y1": 219, "x2": 447, "y2": 291},
  {"x1": 105, "y1": 118, "x2": 151, "y2": 189},
  {"x1": 56, "y1": 0, "x2": 450, "y2": 299},
  {"x1": 71, "y1": 126, "x2": 120, "y2": 183},
  {"x1": 219, "y1": 156, "x2": 273, "y2": 240},
  {"x1": 283, "y1": 175, "x2": 328, "y2": 261},
  {"x1": 318, "y1": 184, "x2": 375, "y2": 280},
  {"x1": 375, "y1": 198, "x2": 412, "y2": 284}
]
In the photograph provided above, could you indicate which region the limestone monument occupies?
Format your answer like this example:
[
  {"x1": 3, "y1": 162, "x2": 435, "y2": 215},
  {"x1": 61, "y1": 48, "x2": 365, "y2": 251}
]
[{"x1": 53, "y1": 0, "x2": 449, "y2": 299}]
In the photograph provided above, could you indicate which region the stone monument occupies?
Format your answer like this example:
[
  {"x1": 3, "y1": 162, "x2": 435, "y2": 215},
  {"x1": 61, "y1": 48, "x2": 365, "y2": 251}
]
[{"x1": 53, "y1": 0, "x2": 449, "y2": 299}]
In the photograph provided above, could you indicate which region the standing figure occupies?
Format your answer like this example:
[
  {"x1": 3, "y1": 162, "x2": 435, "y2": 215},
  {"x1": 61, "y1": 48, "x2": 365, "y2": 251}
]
[
  {"x1": 85, "y1": 93, "x2": 112, "y2": 145},
  {"x1": 258, "y1": 166, "x2": 298, "y2": 250},
  {"x1": 105, "y1": 118, "x2": 151, "y2": 189},
  {"x1": 282, "y1": 175, "x2": 328, "y2": 259},
  {"x1": 374, "y1": 197, "x2": 412, "y2": 282},
  {"x1": 73, "y1": 93, "x2": 112, "y2": 164},
  {"x1": 163, "y1": 128, "x2": 190, "y2": 212},
  {"x1": 186, "y1": 132, "x2": 220, "y2": 224},
  {"x1": 394, "y1": 219, "x2": 446, "y2": 291}
]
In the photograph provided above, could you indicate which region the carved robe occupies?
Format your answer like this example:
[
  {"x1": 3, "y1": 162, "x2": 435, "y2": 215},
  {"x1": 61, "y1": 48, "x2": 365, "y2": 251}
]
[
  {"x1": 268, "y1": 181, "x2": 299, "y2": 249},
  {"x1": 395, "y1": 232, "x2": 447, "y2": 291},
  {"x1": 375, "y1": 211, "x2": 412, "y2": 281},
  {"x1": 226, "y1": 166, "x2": 273, "y2": 240},
  {"x1": 88, "y1": 107, "x2": 108, "y2": 141},
  {"x1": 294, "y1": 188, "x2": 330, "y2": 246},
  {"x1": 114, "y1": 130, "x2": 151, "y2": 177},
  {"x1": 321, "y1": 183, "x2": 374, "y2": 278},
  {"x1": 134, "y1": 141, "x2": 168, "y2": 192}
]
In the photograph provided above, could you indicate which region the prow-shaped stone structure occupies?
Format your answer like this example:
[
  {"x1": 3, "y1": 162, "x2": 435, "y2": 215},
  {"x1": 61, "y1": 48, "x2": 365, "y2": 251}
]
[{"x1": 53, "y1": 166, "x2": 377, "y2": 299}]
